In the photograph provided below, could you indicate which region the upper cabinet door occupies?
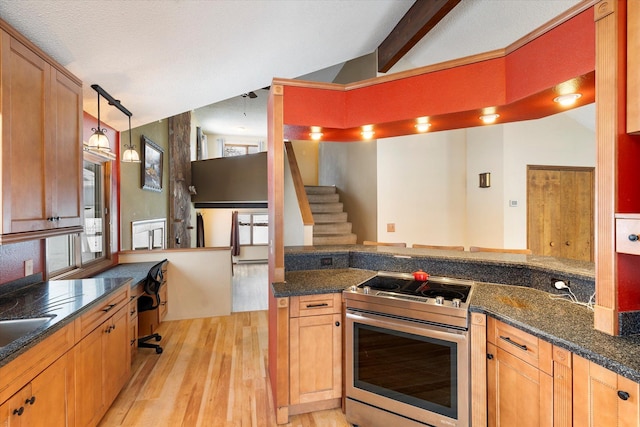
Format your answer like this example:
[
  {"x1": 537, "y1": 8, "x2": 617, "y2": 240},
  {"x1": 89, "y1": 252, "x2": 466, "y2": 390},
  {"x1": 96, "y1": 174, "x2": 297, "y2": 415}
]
[
  {"x1": 628, "y1": 0, "x2": 640, "y2": 134},
  {"x1": 1, "y1": 32, "x2": 51, "y2": 235},
  {"x1": 49, "y1": 69, "x2": 83, "y2": 229},
  {"x1": 0, "y1": 29, "x2": 83, "y2": 242}
]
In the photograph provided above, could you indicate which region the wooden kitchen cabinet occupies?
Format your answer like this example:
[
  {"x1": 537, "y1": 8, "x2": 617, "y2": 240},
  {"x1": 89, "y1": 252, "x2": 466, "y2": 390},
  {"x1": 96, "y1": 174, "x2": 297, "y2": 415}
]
[
  {"x1": 0, "y1": 23, "x2": 82, "y2": 243},
  {"x1": 289, "y1": 293, "x2": 342, "y2": 413},
  {"x1": 573, "y1": 354, "x2": 640, "y2": 426},
  {"x1": 628, "y1": 0, "x2": 640, "y2": 134},
  {"x1": 486, "y1": 318, "x2": 553, "y2": 427},
  {"x1": 0, "y1": 348, "x2": 73, "y2": 427},
  {"x1": 74, "y1": 288, "x2": 131, "y2": 427}
]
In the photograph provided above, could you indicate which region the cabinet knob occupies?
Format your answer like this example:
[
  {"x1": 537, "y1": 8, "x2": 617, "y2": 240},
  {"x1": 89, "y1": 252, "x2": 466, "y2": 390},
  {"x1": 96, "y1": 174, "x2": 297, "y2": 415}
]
[
  {"x1": 25, "y1": 396, "x2": 35, "y2": 405},
  {"x1": 335, "y1": 321, "x2": 340, "y2": 327},
  {"x1": 629, "y1": 234, "x2": 639, "y2": 242},
  {"x1": 565, "y1": 241, "x2": 571, "y2": 246},
  {"x1": 487, "y1": 353, "x2": 494, "y2": 360},
  {"x1": 13, "y1": 407, "x2": 24, "y2": 416},
  {"x1": 618, "y1": 390, "x2": 630, "y2": 401},
  {"x1": 550, "y1": 242, "x2": 555, "y2": 247}
]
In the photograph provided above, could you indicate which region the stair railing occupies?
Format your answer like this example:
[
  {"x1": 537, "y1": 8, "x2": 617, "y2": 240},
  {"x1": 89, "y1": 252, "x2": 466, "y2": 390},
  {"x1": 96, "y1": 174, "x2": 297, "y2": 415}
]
[{"x1": 284, "y1": 141, "x2": 314, "y2": 226}]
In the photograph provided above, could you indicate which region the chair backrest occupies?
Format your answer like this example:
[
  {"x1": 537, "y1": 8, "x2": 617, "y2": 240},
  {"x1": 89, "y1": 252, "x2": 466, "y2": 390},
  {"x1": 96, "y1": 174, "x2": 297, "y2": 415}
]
[
  {"x1": 412, "y1": 244, "x2": 465, "y2": 251},
  {"x1": 469, "y1": 246, "x2": 532, "y2": 254},
  {"x1": 144, "y1": 259, "x2": 167, "y2": 309},
  {"x1": 363, "y1": 241, "x2": 407, "y2": 247}
]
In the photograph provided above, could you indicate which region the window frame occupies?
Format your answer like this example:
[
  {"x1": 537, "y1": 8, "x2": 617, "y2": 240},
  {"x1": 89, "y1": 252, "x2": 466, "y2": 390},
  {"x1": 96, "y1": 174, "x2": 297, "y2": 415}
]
[{"x1": 46, "y1": 155, "x2": 114, "y2": 279}]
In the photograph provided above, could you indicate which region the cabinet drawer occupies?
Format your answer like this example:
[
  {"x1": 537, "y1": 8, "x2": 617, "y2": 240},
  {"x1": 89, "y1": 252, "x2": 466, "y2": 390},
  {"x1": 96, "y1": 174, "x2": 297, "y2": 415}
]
[
  {"x1": 488, "y1": 318, "x2": 551, "y2": 371},
  {"x1": 290, "y1": 294, "x2": 342, "y2": 317},
  {"x1": 76, "y1": 287, "x2": 129, "y2": 339},
  {"x1": 616, "y1": 216, "x2": 640, "y2": 255}
]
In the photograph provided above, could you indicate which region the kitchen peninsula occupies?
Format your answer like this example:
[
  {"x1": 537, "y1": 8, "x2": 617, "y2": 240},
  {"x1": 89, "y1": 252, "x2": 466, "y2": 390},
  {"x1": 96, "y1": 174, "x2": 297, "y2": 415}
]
[{"x1": 272, "y1": 245, "x2": 640, "y2": 426}]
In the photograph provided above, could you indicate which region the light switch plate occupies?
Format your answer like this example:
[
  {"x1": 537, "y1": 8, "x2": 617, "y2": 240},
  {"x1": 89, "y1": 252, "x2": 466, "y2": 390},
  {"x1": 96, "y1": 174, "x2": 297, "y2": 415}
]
[
  {"x1": 24, "y1": 259, "x2": 33, "y2": 276},
  {"x1": 387, "y1": 223, "x2": 395, "y2": 232}
]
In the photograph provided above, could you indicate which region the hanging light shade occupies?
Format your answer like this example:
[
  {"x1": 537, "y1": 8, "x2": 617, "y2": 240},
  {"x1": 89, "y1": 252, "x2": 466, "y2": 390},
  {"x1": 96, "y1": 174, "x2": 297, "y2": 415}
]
[
  {"x1": 122, "y1": 115, "x2": 141, "y2": 163},
  {"x1": 87, "y1": 90, "x2": 111, "y2": 151}
]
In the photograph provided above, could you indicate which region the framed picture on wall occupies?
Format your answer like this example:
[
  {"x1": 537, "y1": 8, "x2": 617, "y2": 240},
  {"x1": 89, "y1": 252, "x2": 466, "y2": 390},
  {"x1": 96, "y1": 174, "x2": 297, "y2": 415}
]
[{"x1": 141, "y1": 135, "x2": 163, "y2": 192}]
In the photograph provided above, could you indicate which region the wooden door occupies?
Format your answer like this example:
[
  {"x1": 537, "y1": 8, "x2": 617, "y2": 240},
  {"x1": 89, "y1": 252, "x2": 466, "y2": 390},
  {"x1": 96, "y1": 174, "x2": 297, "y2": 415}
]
[
  {"x1": 487, "y1": 343, "x2": 553, "y2": 427},
  {"x1": 573, "y1": 355, "x2": 640, "y2": 427},
  {"x1": 527, "y1": 166, "x2": 594, "y2": 261},
  {"x1": 289, "y1": 313, "x2": 342, "y2": 405}
]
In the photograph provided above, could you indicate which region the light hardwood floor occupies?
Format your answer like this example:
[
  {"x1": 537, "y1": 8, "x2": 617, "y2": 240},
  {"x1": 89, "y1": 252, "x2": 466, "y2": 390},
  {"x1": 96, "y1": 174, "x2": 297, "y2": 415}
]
[
  {"x1": 99, "y1": 311, "x2": 351, "y2": 427},
  {"x1": 232, "y1": 263, "x2": 269, "y2": 313}
]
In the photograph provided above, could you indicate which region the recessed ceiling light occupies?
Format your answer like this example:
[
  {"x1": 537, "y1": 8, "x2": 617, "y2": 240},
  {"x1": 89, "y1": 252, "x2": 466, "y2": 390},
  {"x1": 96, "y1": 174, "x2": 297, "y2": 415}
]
[
  {"x1": 361, "y1": 125, "x2": 375, "y2": 140},
  {"x1": 480, "y1": 113, "x2": 500, "y2": 124},
  {"x1": 309, "y1": 126, "x2": 323, "y2": 141},
  {"x1": 553, "y1": 93, "x2": 582, "y2": 107},
  {"x1": 415, "y1": 117, "x2": 431, "y2": 133}
]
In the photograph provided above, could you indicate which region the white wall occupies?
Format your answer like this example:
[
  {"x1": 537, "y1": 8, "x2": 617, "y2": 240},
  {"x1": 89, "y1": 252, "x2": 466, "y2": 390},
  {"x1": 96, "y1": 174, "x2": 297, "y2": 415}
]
[
  {"x1": 284, "y1": 149, "x2": 305, "y2": 246},
  {"x1": 466, "y1": 125, "x2": 505, "y2": 248},
  {"x1": 119, "y1": 248, "x2": 232, "y2": 319},
  {"x1": 375, "y1": 106, "x2": 595, "y2": 249},
  {"x1": 377, "y1": 130, "x2": 467, "y2": 246}
]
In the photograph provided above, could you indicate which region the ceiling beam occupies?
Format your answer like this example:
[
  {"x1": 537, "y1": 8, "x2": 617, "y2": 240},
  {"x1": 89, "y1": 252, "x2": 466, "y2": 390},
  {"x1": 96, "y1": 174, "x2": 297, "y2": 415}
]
[{"x1": 377, "y1": 0, "x2": 462, "y2": 73}]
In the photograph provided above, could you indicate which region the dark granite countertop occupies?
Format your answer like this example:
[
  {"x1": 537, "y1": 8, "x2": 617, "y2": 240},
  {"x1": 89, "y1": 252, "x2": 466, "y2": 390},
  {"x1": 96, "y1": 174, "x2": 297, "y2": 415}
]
[
  {"x1": 0, "y1": 277, "x2": 131, "y2": 367},
  {"x1": 273, "y1": 268, "x2": 376, "y2": 297},
  {"x1": 273, "y1": 267, "x2": 640, "y2": 383},
  {"x1": 92, "y1": 261, "x2": 165, "y2": 287}
]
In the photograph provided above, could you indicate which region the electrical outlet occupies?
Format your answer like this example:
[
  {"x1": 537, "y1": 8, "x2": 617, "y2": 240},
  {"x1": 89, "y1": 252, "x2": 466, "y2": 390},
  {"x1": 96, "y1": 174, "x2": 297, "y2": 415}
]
[
  {"x1": 321, "y1": 257, "x2": 333, "y2": 266},
  {"x1": 551, "y1": 278, "x2": 570, "y2": 290},
  {"x1": 387, "y1": 223, "x2": 396, "y2": 232},
  {"x1": 24, "y1": 259, "x2": 33, "y2": 276}
]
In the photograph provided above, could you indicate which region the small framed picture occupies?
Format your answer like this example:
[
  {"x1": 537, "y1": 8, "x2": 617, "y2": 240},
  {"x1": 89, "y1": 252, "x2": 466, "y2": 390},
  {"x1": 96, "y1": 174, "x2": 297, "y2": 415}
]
[{"x1": 141, "y1": 135, "x2": 163, "y2": 192}]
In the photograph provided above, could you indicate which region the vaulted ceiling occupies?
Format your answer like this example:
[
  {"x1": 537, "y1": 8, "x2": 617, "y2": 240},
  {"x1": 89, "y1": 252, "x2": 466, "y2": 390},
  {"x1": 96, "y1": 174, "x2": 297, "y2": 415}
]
[{"x1": 0, "y1": 0, "x2": 583, "y2": 134}]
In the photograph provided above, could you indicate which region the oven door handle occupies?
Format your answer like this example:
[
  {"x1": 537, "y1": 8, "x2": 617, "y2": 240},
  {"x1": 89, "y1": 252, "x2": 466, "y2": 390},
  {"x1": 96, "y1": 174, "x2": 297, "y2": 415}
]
[{"x1": 346, "y1": 310, "x2": 467, "y2": 340}]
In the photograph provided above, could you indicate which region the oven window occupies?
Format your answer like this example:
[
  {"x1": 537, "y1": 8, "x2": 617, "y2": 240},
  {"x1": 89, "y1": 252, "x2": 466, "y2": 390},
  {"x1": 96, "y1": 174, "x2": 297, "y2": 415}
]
[{"x1": 353, "y1": 323, "x2": 458, "y2": 419}]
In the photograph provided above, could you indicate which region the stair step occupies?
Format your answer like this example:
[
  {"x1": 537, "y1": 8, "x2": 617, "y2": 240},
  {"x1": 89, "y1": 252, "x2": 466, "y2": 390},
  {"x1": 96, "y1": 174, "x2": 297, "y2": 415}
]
[
  {"x1": 305, "y1": 185, "x2": 337, "y2": 195},
  {"x1": 307, "y1": 193, "x2": 340, "y2": 203},
  {"x1": 313, "y1": 222, "x2": 353, "y2": 235},
  {"x1": 313, "y1": 212, "x2": 348, "y2": 223},
  {"x1": 313, "y1": 233, "x2": 357, "y2": 246},
  {"x1": 310, "y1": 202, "x2": 343, "y2": 213}
]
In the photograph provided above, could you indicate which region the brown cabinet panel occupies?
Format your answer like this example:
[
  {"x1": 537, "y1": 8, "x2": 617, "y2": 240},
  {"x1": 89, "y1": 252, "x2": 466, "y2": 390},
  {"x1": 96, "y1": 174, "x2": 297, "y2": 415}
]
[
  {"x1": 0, "y1": 28, "x2": 82, "y2": 242},
  {"x1": 573, "y1": 354, "x2": 640, "y2": 426}
]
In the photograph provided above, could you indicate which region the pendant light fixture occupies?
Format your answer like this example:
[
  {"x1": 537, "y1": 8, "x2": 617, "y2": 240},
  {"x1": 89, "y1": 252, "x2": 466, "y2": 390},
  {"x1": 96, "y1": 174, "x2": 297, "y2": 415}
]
[
  {"x1": 88, "y1": 84, "x2": 137, "y2": 163},
  {"x1": 122, "y1": 115, "x2": 141, "y2": 163},
  {"x1": 87, "y1": 89, "x2": 111, "y2": 151}
]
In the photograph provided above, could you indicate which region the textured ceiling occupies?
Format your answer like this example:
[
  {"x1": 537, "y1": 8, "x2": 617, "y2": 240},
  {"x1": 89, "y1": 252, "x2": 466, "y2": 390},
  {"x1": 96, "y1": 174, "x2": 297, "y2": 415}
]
[{"x1": 0, "y1": 0, "x2": 583, "y2": 135}]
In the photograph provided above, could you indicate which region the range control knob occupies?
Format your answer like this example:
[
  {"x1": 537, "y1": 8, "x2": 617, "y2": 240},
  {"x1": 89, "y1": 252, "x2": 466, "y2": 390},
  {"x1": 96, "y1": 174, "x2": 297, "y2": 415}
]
[
  {"x1": 435, "y1": 296, "x2": 444, "y2": 305},
  {"x1": 350, "y1": 285, "x2": 358, "y2": 292},
  {"x1": 363, "y1": 286, "x2": 371, "y2": 295},
  {"x1": 452, "y1": 298, "x2": 462, "y2": 308}
]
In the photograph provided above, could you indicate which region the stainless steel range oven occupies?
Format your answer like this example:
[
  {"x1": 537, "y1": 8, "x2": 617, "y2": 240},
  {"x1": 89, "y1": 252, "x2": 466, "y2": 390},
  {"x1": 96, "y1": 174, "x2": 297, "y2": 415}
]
[{"x1": 344, "y1": 272, "x2": 474, "y2": 427}]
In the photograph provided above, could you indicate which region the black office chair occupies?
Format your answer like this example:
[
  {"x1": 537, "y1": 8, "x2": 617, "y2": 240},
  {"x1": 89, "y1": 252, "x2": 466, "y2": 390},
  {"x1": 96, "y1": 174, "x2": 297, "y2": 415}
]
[{"x1": 137, "y1": 259, "x2": 167, "y2": 354}]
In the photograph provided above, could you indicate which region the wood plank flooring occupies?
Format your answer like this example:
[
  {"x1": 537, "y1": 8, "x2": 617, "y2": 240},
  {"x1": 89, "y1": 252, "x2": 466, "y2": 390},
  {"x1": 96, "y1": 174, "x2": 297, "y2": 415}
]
[{"x1": 99, "y1": 311, "x2": 351, "y2": 427}]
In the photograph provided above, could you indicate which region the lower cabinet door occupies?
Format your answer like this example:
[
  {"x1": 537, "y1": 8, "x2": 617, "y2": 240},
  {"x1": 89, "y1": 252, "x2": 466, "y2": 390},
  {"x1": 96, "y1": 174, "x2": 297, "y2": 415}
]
[
  {"x1": 103, "y1": 306, "x2": 130, "y2": 404},
  {"x1": 573, "y1": 354, "x2": 640, "y2": 426},
  {"x1": 0, "y1": 354, "x2": 72, "y2": 427},
  {"x1": 75, "y1": 324, "x2": 106, "y2": 427},
  {"x1": 28, "y1": 353, "x2": 73, "y2": 427},
  {"x1": 487, "y1": 343, "x2": 553, "y2": 427},
  {"x1": 289, "y1": 313, "x2": 342, "y2": 405}
]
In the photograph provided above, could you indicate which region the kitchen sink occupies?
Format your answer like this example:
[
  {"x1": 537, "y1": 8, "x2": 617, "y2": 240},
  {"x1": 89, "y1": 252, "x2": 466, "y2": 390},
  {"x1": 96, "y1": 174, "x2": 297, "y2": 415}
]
[{"x1": 0, "y1": 317, "x2": 52, "y2": 348}]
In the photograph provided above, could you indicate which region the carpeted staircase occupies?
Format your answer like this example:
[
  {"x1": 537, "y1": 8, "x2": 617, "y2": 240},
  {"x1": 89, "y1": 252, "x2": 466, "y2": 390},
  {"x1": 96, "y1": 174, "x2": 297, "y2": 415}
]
[{"x1": 305, "y1": 185, "x2": 357, "y2": 245}]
